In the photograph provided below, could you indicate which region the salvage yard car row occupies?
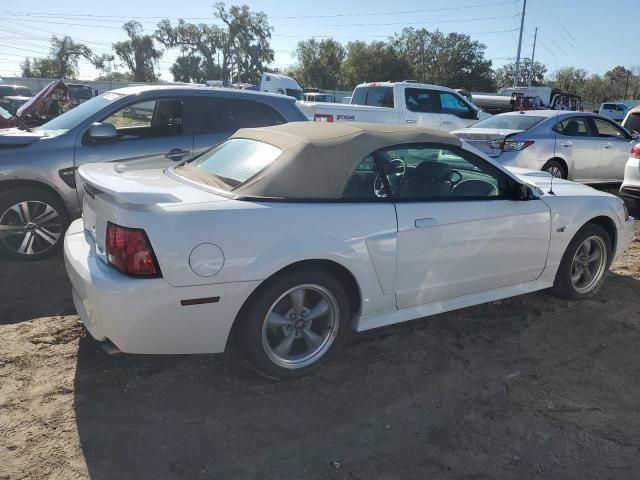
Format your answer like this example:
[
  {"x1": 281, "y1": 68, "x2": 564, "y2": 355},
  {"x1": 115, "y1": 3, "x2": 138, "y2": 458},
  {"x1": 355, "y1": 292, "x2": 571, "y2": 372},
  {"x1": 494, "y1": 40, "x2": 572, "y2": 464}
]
[{"x1": 0, "y1": 81, "x2": 638, "y2": 379}]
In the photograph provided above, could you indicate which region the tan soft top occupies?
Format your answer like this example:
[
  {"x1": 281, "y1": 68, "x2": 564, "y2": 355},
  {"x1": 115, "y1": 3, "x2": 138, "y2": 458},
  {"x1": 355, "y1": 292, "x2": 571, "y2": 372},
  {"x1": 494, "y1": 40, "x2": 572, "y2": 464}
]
[{"x1": 230, "y1": 122, "x2": 462, "y2": 199}]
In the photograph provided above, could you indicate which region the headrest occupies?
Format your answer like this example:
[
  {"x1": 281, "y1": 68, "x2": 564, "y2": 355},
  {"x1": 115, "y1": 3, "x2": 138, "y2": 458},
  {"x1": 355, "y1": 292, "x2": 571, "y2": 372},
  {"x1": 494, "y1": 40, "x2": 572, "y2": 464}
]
[{"x1": 415, "y1": 161, "x2": 452, "y2": 180}]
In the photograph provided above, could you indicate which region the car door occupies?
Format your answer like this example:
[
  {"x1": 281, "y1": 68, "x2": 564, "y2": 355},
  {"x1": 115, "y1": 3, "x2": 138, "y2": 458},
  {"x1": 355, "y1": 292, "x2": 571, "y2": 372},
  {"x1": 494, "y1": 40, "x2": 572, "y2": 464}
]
[
  {"x1": 437, "y1": 91, "x2": 479, "y2": 131},
  {"x1": 372, "y1": 144, "x2": 550, "y2": 309},
  {"x1": 590, "y1": 117, "x2": 634, "y2": 182},
  {"x1": 553, "y1": 116, "x2": 601, "y2": 182},
  {"x1": 74, "y1": 96, "x2": 194, "y2": 172},
  {"x1": 402, "y1": 88, "x2": 441, "y2": 130},
  {"x1": 190, "y1": 96, "x2": 287, "y2": 156}
]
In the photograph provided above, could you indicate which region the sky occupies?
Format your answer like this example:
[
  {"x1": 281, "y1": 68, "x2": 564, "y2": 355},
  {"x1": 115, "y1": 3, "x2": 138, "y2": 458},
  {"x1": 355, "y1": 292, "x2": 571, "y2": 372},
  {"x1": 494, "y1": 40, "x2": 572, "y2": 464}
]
[{"x1": 0, "y1": 0, "x2": 636, "y2": 83}]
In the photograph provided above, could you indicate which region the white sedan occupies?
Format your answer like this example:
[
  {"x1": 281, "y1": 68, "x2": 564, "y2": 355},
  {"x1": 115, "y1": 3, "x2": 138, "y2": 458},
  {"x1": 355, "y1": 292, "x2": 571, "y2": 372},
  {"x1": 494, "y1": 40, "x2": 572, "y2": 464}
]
[{"x1": 64, "y1": 122, "x2": 635, "y2": 379}]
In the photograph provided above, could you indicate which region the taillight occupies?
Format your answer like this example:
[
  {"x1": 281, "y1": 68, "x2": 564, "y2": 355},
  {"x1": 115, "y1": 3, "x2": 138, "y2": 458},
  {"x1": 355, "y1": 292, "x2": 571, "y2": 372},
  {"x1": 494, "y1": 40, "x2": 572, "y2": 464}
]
[
  {"x1": 631, "y1": 145, "x2": 640, "y2": 159},
  {"x1": 106, "y1": 222, "x2": 161, "y2": 277},
  {"x1": 314, "y1": 113, "x2": 333, "y2": 122},
  {"x1": 503, "y1": 140, "x2": 534, "y2": 152}
]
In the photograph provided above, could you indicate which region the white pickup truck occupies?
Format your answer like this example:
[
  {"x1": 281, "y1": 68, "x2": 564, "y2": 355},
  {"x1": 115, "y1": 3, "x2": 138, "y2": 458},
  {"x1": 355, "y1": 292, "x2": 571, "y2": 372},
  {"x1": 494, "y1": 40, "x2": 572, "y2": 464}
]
[{"x1": 297, "y1": 81, "x2": 491, "y2": 132}]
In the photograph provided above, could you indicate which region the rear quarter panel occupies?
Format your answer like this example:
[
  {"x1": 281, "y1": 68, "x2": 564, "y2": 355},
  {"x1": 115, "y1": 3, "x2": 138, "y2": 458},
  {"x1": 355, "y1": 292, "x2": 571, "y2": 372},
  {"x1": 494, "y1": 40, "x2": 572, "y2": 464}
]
[{"x1": 117, "y1": 200, "x2": 400, "y2": 317}]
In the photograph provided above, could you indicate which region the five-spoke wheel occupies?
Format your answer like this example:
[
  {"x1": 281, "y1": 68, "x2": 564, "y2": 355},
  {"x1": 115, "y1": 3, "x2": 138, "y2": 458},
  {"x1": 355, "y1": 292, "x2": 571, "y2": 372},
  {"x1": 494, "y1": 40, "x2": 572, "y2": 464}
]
[
  {"x1": 0, "y1": 188, "x2": 68, "y2": 260},
  {"x1": 237, "y1": 268, "x2": 351, "y2": 380}
]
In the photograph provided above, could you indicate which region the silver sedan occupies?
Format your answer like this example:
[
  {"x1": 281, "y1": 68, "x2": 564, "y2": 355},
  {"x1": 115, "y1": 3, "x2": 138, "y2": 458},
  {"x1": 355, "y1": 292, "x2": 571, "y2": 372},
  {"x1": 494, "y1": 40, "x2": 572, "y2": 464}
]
[{"x1": 453, "y1": 110, "x2": 638, "y2": 183}]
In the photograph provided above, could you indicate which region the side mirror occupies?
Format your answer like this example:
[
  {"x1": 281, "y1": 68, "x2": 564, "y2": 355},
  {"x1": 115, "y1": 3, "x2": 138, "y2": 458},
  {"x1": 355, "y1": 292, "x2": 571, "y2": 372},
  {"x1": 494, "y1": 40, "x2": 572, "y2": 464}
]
[
  {"x1": 516, "y1": 183, "x2": 530, "y2": 201},
  {"x1": 631, "y1": 131, "x2": 639, "y2": 140},
  {"x1": 87, "y1": 122, "x2": 117, "y2": 144}
]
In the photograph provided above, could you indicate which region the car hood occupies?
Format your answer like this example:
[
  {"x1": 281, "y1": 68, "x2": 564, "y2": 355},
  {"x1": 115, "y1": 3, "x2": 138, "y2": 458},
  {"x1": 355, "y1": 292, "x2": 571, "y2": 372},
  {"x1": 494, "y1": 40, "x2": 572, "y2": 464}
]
[
  {"x1": 0, "y1": 128, "x2": 46, "y2": 146},
  {"x1": 507, "y1": 167, "x2": 613, "y2": 198}
]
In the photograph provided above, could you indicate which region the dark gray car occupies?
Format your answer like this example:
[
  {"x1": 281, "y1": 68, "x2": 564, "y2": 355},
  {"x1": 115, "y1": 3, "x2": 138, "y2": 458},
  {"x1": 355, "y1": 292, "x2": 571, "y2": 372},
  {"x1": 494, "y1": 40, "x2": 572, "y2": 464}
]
[{"x1": 0, "y1": 85, "x2": 307, "y2": 260}]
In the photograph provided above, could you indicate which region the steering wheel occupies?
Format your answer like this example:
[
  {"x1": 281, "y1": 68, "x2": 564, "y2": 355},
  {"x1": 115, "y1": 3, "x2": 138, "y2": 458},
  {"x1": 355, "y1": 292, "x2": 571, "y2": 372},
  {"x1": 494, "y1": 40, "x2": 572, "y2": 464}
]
[
  {"x1": 374, "y1": 158, "x2": 406, "y2": 198},
  {"x1": 449, "y1": 169, "x2": 463, "y2": 186}
]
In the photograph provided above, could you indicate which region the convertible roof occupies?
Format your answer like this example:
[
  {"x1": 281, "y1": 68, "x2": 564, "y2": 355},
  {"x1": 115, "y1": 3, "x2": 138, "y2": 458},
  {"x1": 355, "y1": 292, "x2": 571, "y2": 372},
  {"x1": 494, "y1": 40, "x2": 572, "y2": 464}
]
[{"x1": 231, "y1": 122, "x2": 461, "y2": 199}]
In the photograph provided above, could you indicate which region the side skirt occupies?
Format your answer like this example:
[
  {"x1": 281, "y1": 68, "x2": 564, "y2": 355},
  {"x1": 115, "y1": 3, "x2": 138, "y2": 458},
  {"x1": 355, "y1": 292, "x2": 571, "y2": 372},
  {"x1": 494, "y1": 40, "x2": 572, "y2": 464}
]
[{"x1": 355, "y1": 279, "x2": 553, "y2": 332}]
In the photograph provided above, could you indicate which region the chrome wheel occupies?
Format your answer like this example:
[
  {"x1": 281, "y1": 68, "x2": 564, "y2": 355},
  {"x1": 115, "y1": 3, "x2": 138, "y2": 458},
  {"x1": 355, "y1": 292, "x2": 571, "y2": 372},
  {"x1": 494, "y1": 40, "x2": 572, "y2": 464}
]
[
  {"x1": 0, "y1": 200, "x2": 62, "y2": 256},
  {"x1": 546, "y1": 165, "x2": 564, "y2": 178},
  {"x1": 261, "y1": 284, "x2": 340, "y2": 370},
  {"x1": 570, "y1": 236, "x2": 607, "y2": 294}
]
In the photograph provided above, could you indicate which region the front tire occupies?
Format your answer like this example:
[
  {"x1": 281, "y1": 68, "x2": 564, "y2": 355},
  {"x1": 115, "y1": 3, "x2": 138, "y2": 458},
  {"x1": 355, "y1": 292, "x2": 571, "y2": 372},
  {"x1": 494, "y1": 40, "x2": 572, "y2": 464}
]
[
  {"x1": 0, "y1": 187, "x2": 69, "y2": 261},
  {"x1": 552, "y1": 224, "x2": 611, "y2": 300},
  {"x1": 236, "y1": 268, "x2": 351, "y2": 380}
]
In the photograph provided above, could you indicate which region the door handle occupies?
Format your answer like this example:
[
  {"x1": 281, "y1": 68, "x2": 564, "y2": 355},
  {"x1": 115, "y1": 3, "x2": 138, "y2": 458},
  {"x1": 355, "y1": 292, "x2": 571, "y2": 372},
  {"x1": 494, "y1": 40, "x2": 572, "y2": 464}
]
[
  {"x1": 165, "y1": 148, "x2": 190, "y2": 160},
  {"x1": 560, "y1": 141, "x2": 572, "y2": 147},
  {"x1": 442, "y1": 121, "x2": 454, "y2": 125},
  {"x1": 405, "y1": 119, "x2": 416, "y2": 124},
  {"x1": 602, "y1": 142, "x2": 612, "y2": 149},
  {"x1": 415, "y1": 217, "x2": 438, "y2": 228}
]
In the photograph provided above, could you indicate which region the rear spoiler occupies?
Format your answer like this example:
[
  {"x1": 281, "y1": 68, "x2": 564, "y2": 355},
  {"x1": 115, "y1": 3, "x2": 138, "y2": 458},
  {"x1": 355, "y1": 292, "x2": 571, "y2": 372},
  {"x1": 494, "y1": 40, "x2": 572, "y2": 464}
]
[{"x1": 78, "y1": 163, "x2": 181, "y2": 205}]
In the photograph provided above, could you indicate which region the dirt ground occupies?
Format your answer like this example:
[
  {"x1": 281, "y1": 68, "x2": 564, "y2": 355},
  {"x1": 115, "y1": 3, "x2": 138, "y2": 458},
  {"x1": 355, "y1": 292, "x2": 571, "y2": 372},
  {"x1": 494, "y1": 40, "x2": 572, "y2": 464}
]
[{"x1": 0, "y1": 224, "x2": 639, "y2": 480}]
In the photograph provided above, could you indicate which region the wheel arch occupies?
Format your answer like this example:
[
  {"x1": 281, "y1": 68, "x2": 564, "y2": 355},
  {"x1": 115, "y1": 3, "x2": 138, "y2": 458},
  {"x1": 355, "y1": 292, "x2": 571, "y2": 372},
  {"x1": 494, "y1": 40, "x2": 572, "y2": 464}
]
[
  {"x1": 585, "y1": 215, "x2": 617, "y2": 256},
  {"x1": 227, "y1": 258, "x2": 363, "y2": 348},
  {"x1": 543, "y1": 157, "x2": 569, "y2": 178},
  {"x1": 0, "y1": 179, "x2": 69, "y2": 216}
]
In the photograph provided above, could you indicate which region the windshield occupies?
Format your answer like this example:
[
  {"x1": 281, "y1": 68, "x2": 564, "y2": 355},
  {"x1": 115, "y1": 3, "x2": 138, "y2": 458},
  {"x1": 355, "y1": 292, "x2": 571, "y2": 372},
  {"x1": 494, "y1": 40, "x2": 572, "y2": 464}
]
[
  {"x1": 34, "y1": 92, "x2": 123, "y2": 133},
  {"x1": 0, "y1": 86, "x2": 31, "y2": 97},
  {"x1": 471, "y1": 115, "x2": 546, "y2": 131},
  {"x1": 286, "y1": 89, "x2": 303, "y2": 100},
  {"x1": 176, "y1": 139, "x2": 282, "y2": 191},
  {"x1": 69, "y1": 86, "x2": 93, "y2": 100}
]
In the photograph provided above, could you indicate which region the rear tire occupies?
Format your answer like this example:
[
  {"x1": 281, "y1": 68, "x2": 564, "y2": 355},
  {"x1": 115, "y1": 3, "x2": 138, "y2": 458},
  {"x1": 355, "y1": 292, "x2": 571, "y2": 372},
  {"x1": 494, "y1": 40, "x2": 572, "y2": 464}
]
[
  {"x1": 0, "y1": 187, "x2": 69, "y2": 261},
  {"x1": 236, "y1": 267, "x2": 351, "y2": 380},
  {"x1": 542, "y1": 159, "x2": 567, "y2": 179},
  {"x1": 552, "y1": 224, "x2": 611, "y2": 300}
]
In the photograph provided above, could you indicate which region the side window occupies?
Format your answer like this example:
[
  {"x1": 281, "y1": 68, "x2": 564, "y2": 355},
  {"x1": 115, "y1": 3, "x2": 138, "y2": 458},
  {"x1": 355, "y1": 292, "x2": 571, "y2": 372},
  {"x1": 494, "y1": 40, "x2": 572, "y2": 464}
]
[
  {"x1": 404, "y1": 88, "x2": 438, "y2": 113},
  {"x1": 623, "y1": 112, "x2": 640, "y2": 133},
  {"x1": 556, "y1": 117, "x2": 591, "y2": 137},
  {"x1": 439, "y1": 92, "x2": 474, "y2": 119},
  {"x1": 342, "y1": 155, "x2": 383, "y2": 200},
  {"x1": 592, "y1": 118, "x2": 628, "y2": 139},
  {"x1": 376, "y1": 145, "x2": 510, "y2": 200},
  {"x1": 102, "y1": 98, "x2": 184, "y2": 139},
  {"x1": 195, "y1": 97, "x2": 285, "y2": 134}
]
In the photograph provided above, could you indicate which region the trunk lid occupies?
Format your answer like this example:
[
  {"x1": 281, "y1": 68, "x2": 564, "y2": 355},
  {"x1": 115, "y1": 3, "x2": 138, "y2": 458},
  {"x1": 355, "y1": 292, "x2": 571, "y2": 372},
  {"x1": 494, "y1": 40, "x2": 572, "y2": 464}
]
[
  {"x1": 453, "y1": 127, "x2": 523, "y2": 157},
  {"x1": 78, "y1": 163, "x2": 228, "y2": 256}
]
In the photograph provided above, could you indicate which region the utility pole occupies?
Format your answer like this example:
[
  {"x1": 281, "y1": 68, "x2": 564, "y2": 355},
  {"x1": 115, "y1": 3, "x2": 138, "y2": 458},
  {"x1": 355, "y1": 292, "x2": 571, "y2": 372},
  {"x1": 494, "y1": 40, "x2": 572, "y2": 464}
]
[
  {"x1": 528, "y1": 27, "x2": 538, "y2": 87},
  {"x1": 514, "y1": 0, "x2": 527, "y2": 87}
]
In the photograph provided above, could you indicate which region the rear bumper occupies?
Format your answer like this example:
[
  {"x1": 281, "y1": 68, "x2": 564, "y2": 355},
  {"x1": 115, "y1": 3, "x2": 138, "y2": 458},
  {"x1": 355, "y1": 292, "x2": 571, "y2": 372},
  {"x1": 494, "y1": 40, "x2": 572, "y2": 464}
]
[
  {"x1": 620, "y1": 187, "x2": 640, "y2": 217},
  {"x1": 63, "y1": 219, "x2": 259, "y2": 354}
]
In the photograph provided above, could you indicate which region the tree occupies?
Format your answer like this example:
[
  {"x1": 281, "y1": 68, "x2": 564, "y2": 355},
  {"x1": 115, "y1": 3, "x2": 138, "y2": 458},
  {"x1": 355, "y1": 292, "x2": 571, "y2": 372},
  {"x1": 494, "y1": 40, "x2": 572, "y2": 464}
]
[
  {"x1": 393, "y1": 29, "x2": 494, "y2": 91},
  {"x1": 213, "y1": 2, "x2": 274, "y2": 84},
  {"x1": 113, "y1": 21, "x2": 163, "y2": 82},
  {"x1": 156, "y1": 3, "x2": 273, "y2": 84},
  {"x1": 548, "y1": 66, "x2": 588, "y2": 93},
  {"x1": 288, "y1": 38, "x2": 345, "y2": 90},
  {"x1": 493, "y1": 58, "x2": 547, "y2": 89},
  {"x1": 170, "y1": 55, "x2": 222, "y2": 83},
  {"x1": 21, "y1": 36, "x2": 109, "y2": 79},
  {"x1": 339, "y1": 41, "x2": 411, "y2": 89},
  {"x1": 156, "y1": 19, "x2": 223, "y2": 82},
  {"x1": 95, "y1": 70, "x2": 134, "y2": 82}
]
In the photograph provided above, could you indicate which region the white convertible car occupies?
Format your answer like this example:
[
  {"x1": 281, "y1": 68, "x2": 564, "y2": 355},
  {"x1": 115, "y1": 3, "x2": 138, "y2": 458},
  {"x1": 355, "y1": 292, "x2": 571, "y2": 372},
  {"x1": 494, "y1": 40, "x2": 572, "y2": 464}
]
[{"x1": 64, "y1": 122, "x2": 635, "y2": 379}]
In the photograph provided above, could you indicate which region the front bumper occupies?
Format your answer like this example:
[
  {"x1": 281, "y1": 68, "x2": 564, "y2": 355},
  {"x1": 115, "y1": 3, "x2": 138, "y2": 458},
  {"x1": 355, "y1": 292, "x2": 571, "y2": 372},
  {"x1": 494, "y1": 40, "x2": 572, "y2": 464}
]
[{"x1": 63, "y1": 219, "x2": 259, "y2": 354}]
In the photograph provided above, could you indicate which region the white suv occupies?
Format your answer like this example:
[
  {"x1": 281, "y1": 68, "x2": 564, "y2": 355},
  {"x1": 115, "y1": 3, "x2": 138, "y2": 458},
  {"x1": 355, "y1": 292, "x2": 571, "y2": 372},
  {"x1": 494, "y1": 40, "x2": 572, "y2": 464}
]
[{"x1": 621, "y1": 144, "x2": 640, "y2": 217}]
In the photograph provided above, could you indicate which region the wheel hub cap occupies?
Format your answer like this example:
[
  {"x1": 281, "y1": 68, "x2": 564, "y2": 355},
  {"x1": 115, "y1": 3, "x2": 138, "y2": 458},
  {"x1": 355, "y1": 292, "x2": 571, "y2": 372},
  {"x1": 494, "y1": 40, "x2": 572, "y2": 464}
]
[{"x1": 570, "y1": 236, "x2": 607, "y2": 294}]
